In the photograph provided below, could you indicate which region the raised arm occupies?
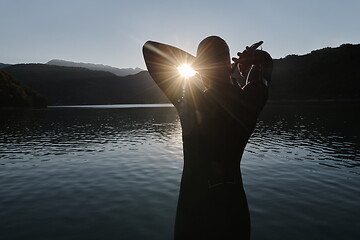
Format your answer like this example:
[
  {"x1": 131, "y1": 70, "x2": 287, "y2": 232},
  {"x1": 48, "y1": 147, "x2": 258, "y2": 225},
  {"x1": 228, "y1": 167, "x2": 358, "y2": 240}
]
[{"x1": 143, "y1": 41, "x2": 196, "y2": 106}]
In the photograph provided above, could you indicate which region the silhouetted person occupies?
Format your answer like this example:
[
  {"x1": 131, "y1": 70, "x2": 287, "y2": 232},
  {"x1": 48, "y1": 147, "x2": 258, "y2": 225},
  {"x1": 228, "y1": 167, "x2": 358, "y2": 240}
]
[{"x1": 143, "y1": 36, "x2": 273, "y2": 240}]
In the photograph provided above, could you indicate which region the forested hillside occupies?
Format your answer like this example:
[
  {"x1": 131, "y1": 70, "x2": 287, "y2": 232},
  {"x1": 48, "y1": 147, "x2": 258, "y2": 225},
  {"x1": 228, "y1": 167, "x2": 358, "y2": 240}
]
[
  {"x1": 0, "y1": 69, "x2": 47, "y2": 107},
  {"x1": 2, "y1": 43, "x2": 359, "y2": 105}
]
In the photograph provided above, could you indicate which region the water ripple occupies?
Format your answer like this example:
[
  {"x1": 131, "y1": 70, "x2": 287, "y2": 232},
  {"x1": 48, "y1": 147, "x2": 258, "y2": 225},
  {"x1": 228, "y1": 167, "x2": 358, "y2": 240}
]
[{"x1": 0, "y1": 104, "x2": 359, "y2": 240}]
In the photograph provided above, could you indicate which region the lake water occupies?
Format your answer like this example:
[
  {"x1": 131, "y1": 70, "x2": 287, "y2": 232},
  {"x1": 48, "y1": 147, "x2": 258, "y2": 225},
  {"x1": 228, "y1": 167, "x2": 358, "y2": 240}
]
[{"x1": 1, "y1": 103, "x2": 359, "y2": 240}]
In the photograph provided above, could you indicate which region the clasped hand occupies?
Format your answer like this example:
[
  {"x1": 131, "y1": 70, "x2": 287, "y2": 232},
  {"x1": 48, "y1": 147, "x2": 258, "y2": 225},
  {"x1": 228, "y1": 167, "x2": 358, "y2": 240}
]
[{"x1": 232, "y1": 41, "x2": 270, "y2": 76}]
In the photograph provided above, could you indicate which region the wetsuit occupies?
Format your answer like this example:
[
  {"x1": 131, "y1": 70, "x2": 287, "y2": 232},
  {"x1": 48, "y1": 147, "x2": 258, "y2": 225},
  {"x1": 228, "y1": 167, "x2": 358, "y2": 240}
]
[
  {"x1": 174, "y1": 76, "x2": 268, "y2": 240},
  {"x1": 143, "y1": 40, "x2": 272, "y2": 240}
]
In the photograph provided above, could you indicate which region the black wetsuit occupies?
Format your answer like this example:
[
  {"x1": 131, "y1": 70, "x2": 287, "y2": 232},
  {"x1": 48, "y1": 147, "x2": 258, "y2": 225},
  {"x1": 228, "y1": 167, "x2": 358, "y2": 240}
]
[
  {"x1": 142, "y1": 39, "x2": 272, "y2": 240},
  {"x1": 174, "y1": 79, "x2": 268, "y2": 240}
]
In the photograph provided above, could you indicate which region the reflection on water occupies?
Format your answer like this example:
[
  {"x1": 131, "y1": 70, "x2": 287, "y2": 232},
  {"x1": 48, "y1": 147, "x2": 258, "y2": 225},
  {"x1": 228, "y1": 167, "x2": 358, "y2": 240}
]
[
  {"x1": 254, "y1": 103, "x2": 360, "y2": 170},
  {"x1": 1, "y1": 107, "x2": 180, "y2": 161},
  {"x1": 243, "y1": 103, "x2": 360, "y2": 240},
  {"x1": 0, "y1": 103, "x2": 359, "y2": 240}
]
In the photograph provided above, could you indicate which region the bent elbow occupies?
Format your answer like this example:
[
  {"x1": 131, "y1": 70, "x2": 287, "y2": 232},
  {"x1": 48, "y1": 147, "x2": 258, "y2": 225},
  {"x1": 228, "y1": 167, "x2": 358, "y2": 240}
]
[{"x1": 143, "y1": 41, "x2": 156, "y2": 55}]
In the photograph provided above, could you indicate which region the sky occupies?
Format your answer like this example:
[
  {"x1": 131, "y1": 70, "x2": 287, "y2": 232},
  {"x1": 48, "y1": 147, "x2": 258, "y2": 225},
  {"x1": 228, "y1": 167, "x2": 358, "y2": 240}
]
[{"x1": 1, "y1": 0, "x2": 359, "y2": 69}]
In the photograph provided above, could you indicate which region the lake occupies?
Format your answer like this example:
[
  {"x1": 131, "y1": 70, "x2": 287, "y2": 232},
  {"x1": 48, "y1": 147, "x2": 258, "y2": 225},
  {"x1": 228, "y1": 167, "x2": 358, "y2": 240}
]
[{"x1": 0, "y1": 103, "x2": 359, "y2": 240}]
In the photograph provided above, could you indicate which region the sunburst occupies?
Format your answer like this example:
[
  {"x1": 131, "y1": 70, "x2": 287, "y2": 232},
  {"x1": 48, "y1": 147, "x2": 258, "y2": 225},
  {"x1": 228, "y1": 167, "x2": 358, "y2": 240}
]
[{"x1": 177, "y1": 64, "x2": 197, "y2": 78}]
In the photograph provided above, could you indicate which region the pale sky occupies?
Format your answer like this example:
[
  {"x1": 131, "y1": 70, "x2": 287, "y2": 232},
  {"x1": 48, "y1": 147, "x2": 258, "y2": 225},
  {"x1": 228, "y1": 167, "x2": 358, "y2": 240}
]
[{"x1": 1, "y1": 0, "x2": 359, "y2": 69}]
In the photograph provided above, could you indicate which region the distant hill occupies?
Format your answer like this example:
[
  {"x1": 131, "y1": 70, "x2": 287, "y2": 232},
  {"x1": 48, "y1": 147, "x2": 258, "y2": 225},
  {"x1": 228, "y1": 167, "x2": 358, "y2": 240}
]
[
  {"x1": 0, "y1": 63, "x2": 11, "y2": 69},
  {"x1": 4, "y1": 64, "x2": 168, "y2": 105},
  {"x1": 270, "y1": 43, "x2": 360, "y2": 100},
  {"x1": 2, "y1": 43, "x2": 359, "y2": 105},
  {"x1": 47, "y1": 59, "x2": 143, "y2": 76},
  {"x1": 0, "y1": 68, "x2": 47, "y2": 107}
]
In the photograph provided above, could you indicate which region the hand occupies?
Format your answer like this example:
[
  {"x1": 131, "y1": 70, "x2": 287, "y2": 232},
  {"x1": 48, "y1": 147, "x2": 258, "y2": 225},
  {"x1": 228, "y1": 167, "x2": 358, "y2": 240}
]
[{"x1": 232, "y1": 41, "x2": 271, "y2": 76}]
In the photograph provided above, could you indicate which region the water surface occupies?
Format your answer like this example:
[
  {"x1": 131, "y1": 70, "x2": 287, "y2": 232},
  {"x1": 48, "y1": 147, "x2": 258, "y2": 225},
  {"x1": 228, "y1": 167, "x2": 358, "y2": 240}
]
[{"x1": 0, "y1": 103, "x2": 359, "y2": 240}]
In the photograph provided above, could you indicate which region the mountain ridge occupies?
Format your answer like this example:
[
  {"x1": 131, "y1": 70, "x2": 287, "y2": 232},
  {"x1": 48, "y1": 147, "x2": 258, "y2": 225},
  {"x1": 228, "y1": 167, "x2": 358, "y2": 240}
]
[
  {"x1": 270, "y1": 43, "x2": 360, "y2": 100},
  {"x1": 0, "y1": 63, "x2": 12, "y2": 69},
  {"x1": 3, "y1": 64, "x2": 168, "y2": 105},
  {"x1": 2, "y1": 43, "x2": 359, "y2": 105},
  {"x1": 47, "y1": 59, "x2": 143, "y2": 76}
]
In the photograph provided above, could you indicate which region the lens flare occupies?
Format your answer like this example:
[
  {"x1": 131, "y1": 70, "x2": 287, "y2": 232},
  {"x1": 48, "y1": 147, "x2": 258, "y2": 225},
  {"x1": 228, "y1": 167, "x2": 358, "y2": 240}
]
[{"x1": 177, "y1": 64, "x2": 197, "y2": 78}]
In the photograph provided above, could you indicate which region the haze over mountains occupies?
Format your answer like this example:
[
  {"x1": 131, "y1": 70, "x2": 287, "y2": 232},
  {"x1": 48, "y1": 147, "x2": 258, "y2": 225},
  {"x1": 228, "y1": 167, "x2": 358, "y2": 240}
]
[
  {"x1": 1, "y1": 43, "x2": 359, "y2": 107},
  {"x1": 47, "y1": 59, "x2": 143, "y2": 76}
]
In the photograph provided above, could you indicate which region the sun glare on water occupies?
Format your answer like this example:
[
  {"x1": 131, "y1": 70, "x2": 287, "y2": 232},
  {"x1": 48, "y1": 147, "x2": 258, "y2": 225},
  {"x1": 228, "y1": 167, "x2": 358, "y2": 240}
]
[{"x1": 177, "y1": 64, "x2": 197, "y2": 78}]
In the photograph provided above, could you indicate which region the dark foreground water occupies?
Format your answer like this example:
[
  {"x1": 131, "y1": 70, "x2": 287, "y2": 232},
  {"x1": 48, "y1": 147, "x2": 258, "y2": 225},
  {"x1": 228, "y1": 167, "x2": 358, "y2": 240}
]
[{"x1": 0, "y1": 103, "x2": 359, "y2": 240}]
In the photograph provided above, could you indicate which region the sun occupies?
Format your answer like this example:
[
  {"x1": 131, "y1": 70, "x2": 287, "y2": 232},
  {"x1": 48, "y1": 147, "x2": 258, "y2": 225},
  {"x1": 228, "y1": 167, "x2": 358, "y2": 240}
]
[{"x1": 177, "y1": 64, "x2": 197, "y2": 78}]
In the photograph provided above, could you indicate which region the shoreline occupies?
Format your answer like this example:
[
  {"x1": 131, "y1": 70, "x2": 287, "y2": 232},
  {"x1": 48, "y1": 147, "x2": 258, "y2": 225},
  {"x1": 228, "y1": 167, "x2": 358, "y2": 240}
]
[{"x1": 1, "y1": 99, "x2": 359, "y2": 110}]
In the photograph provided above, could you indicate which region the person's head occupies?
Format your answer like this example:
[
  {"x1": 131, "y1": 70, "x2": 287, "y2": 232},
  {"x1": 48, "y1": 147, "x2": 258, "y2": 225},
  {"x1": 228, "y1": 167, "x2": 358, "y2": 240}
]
[{"x1": 194, "y1": 36, "x2": 231, "y2": 88}]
